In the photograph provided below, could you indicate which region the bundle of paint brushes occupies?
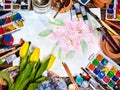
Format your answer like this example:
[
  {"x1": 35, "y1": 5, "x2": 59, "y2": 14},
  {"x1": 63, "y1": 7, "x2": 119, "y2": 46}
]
[
  {"x1": 84, "y1": 6, "x2": 120, "y2": 54},
  {"x1": 0, "y1": 39, "x2": 24, "y2": 64}
]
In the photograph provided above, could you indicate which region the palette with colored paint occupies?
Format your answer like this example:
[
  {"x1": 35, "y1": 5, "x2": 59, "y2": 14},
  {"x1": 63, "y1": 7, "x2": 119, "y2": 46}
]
[
  {"x1": 0, "y1": 11, "x2": 24, "y2": 36},
  {"x1": 0, "y1": 0, "x2": 30, "y2": 10},
  {"x1": 87, "y1": 52, "x2": 120, "y2": 90},
  {"x1": 106, "y1": 0, "x2": 120, "y2": 21}
]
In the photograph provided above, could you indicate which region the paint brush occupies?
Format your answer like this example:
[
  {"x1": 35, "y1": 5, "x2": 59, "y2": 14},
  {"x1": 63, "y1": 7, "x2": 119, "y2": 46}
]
[
  {"x1": 97, "y1": 28, "x2": 118, "y2": 52},
  {"x1": 81, "y1": 67, "x2": 105, "y2": 89},
  {"x1": 100, "y1": 20, "x2": 118, "y2": 35},
  {"x1": 85, "y1": 68, "x2": 110, "y2": 90},
  {"x1": 0, "y1": 47, "x2": 20, "y2": 60},
  {"x1": 53, "y1": 0, "x2": 67, "y2": 19},
  {"x1": 62, "y1": 62, "x2": 79, "y2": 90},
  {"x1": 85, "y1": 6, "x2": 120, "y2": 52}
]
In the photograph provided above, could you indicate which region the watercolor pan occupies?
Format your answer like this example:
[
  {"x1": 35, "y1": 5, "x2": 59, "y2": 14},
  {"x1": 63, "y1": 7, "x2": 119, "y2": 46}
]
[
  {"x1": 86, "y1": 52, "x2": 120, "y2": 90},
  {"x1": 0, "y1": 11, "x2": 24, "y2": 36},
  {"x1": 106, "y1": 0, "x2": 120, "y2": 21},
  {"x1": 0, "y1": 0, "x2": 30, "y2": 10}
]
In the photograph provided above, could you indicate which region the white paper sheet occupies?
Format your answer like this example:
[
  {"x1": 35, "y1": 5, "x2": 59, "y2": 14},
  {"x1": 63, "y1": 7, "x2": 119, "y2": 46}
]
[{"x1": 12, "y1": 8, "x2": 101, "y2": 76}]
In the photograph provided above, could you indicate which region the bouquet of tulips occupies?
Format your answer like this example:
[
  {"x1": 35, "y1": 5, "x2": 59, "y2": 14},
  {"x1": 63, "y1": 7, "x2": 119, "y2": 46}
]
[{"x1": 0, "y1": 42, "x2": 56, "y2": 90}]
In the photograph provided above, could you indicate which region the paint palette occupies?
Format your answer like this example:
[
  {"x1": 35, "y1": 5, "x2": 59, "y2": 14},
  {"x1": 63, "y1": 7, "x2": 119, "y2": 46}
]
[
  {"x1": 0, "y1": 11, "x2": 24, "y2": 36},
  {"x1": 87, "y1": 52, "x2": 120, "y2": 90},
  {"x1": 0, "y1": 0, "x2": 30, "y2": 10},
  {"x1": 106, "y1": 0, "x2": 120, "y2": 21}
]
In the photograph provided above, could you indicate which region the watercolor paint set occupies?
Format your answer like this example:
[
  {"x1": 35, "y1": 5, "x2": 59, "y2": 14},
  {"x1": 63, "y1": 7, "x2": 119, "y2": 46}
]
[
  {"x1": 0, "y1": 0, "x2": 30, "y2": 10},
  {"x1": 106, "y1": 0, "x2": 120, "y2": 21},
  {"x1": 86, "y1": 52, "x2": 120, "y2": 90},
  {"x1": 0, "y1": 11, "x2": 24, "y2": 36}
]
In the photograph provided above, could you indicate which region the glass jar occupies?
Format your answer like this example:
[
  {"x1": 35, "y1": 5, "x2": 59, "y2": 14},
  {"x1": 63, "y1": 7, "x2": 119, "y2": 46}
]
[{"x1": 32, "y1": 0, "x2": 52, "y2": 13}]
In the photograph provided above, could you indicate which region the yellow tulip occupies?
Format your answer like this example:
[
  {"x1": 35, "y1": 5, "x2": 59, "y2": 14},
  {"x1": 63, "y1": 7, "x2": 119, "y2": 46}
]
[
  {"x1": 19, "y1": 42, "x2": 29, "y2": 58},
  {"x1": 30, "y1": 48, "x2": 40, "y2": 62},
  {"x1": 47, "y1": 55, "x2": 56, "y2": 70}
]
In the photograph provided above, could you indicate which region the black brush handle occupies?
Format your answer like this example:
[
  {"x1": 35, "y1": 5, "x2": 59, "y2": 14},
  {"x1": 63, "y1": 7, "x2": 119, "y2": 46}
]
[
  {"x1": 85, "y1": 6, "x2": 120, "y2": 52},
  {"x1": 97, "y1": 28, "x2": 118, "y2": 52}
]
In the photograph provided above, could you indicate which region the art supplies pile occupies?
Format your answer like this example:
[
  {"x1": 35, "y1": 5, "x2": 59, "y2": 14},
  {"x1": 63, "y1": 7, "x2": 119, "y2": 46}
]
[
  {"x1": 0, "y1": 39, "x2": 24, "y2": 64},
  {"x1": 84, "y1": 6, "x2": 120, "y2": 65},
  {"x1": 86, "y1": 52, "x2": 120, "y2": 90},
  {"x1": 0, "y1": 11, "x2": 24, "y2": 65},
  {"x1": 0, "y1": 42, "x2": 56, "y2": 90},
  {"x1": 0, "y1": 1, "x2": 120, "y2": 90}
]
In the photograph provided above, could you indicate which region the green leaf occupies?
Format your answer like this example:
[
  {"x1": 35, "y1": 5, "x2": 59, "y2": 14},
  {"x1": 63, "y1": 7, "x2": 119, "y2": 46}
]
[
  {"x1": 14, "y1": 62, "x2": 35, "y2": 90},
  {"x1": 19, "y1": 55, "x2": 29, "y2": 73},
  {"x1": 0, "y1": 71, "x2": 12, "y2": 87},
  {"x1": 35, "y1": 76, "x2": 48, "y2": 83},
  {"x1": 35, "y1": 59, "x2": 41, "y2": 71},
  {"x1": 51, "y1": 42, "x2": 59, "y2": 54},
  {"x1": 66, "y1": 50, "x2": 75, "y2": 59},
  {"x1": 35, "y1": 58, "x2": 50, "y2": 79},
  {"x1": 0, "y1": 60, "x2": 3, "y2": 64},
  {"x1": 27, "y1": 83, "x2": 39, "y2": 90},
  {"x1": 80, "y1": 40, "x2": 88, "y2": 53},
  {"x1": 58, "y1": 48, "x2": 62, "y2": 59},
  {"x1": 39, "y1": 29, "x2": 53, "y2": 37},
  {"x1": 50, "y1": 19, "x2": 64, "y2": 26},
  {"x1": 8, "y1": 84, "x2": 14, "y2": 90},
  {"x1": 18, "y1": 77, "x2": 31, "y2": 90},
  {"x1": 29, "y1": 64, "x2": 36, "y2": 82}
]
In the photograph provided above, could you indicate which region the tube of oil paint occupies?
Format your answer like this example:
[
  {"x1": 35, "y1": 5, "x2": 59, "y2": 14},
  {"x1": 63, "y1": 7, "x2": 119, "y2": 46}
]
[
  {"x1": 70, "y1": 5, "x2": 78, "y2": 20},
  {"x1": 74, "y1": 3, "x2": 83, "y2": 21},
  {"x1": 80, "y1": 6, "x2": 88, "y2": 21}
]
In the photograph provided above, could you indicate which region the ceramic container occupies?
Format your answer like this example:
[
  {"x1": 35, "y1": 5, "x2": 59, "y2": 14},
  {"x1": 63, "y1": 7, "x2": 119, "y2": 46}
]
[
  {"x1": 93, "y1": 0, "x2": 112, "y2": 8},
  {"x1": 51, "y1": 0, "x2": 72, "y2": 13},
  {"x1": 101, "y1": 35, "x2": 120, "y2": 64}
]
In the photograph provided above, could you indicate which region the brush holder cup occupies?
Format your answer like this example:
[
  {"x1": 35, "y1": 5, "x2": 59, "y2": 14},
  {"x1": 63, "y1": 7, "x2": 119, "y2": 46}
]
[
  {"x1": 101, "y1": 35, "x2": 120, "y2": 64},
  {"x1": 51, "y1": 0, "x2": 72, "y2": 13},
  {"x1": 32, "y1": 0, "x2": 52, "y2": 13},
  {"x1": 93, "y1": 0, "x2": 112, "y2": 8}
]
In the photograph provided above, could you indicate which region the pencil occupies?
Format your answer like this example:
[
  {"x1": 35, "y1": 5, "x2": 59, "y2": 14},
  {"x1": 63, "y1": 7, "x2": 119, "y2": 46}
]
[
  {"x1": 105, "y1": 20, "x2": 120, "y2": 30},
  {"x1": 62, "y1": 62, "x2": 79, "y2": 90},
  {"x1": 100, "y1": 20, "x2": 119, "y2": 35}
]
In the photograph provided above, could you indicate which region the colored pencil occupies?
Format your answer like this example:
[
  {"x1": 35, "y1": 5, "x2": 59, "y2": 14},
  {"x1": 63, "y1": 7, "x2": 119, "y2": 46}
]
[
  {"x1": 105, "y1": 20, "x2": 120, "y2": 30},
  {"x1": 62, "y1": 62, "x2": 79, "y2": 90},
  {"x1": 100, "y1": 20, "x2": 119, "y2": 35}
]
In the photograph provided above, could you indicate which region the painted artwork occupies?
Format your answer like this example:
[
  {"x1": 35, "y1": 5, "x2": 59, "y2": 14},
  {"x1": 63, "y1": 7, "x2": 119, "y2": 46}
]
[
  {"x1": 12, "y1": 10, "x2": 101, "y2": 76},
  {"x1": 39, "y1": 19, "x2": 100, "y2": 60},
  {"x1": 37, "y1": 14, "x2": 101, "y2": 76}
]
